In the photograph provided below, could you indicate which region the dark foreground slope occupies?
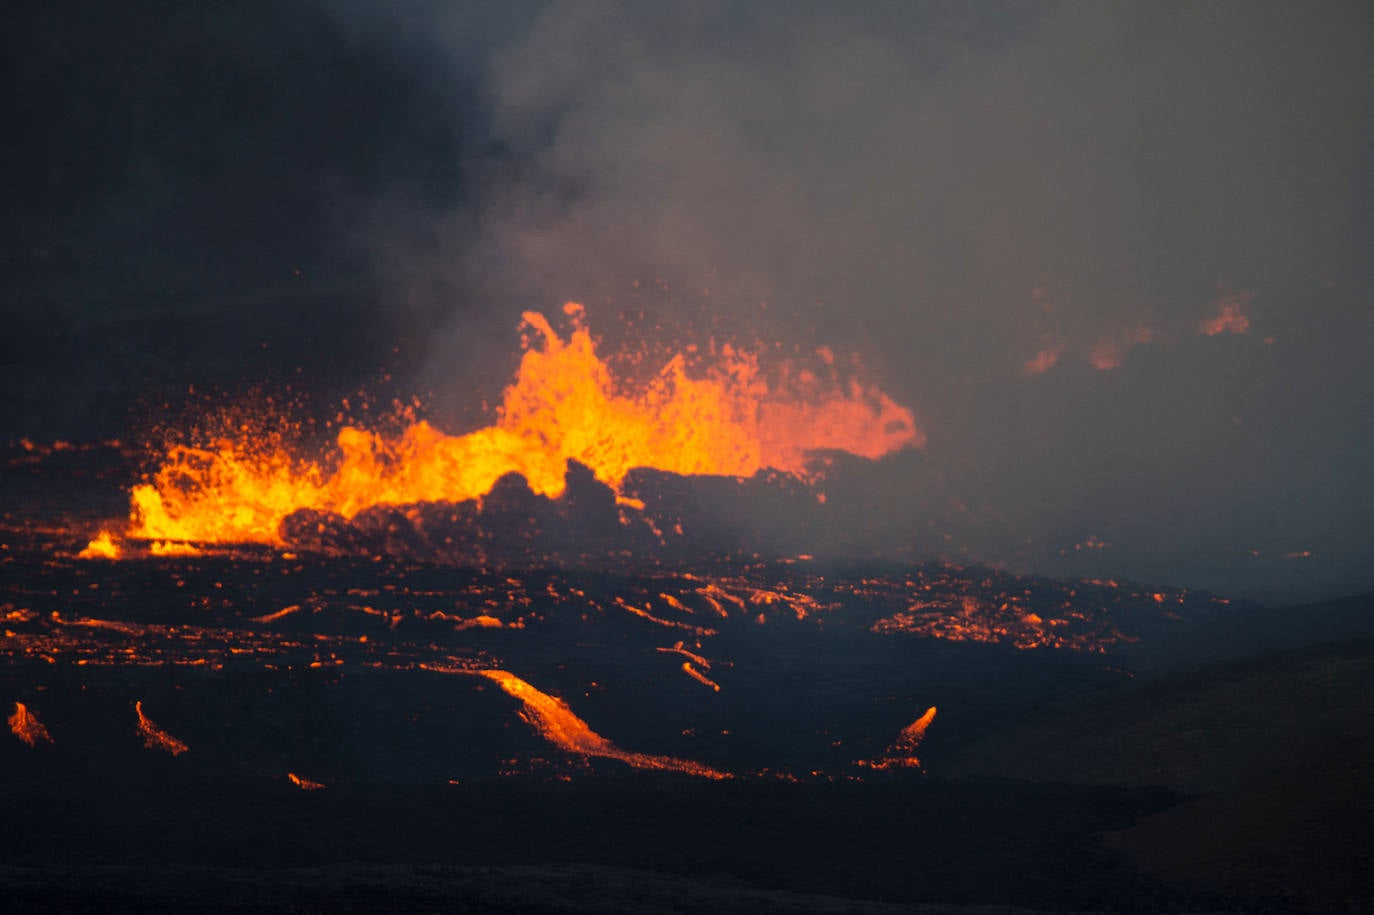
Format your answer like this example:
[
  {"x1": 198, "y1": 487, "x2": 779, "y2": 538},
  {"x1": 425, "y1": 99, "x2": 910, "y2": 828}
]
[
  {"x1": 0, "y1": 763, "x2": 1201, "y2": 914},
  {"x1": 3, "y1": 443, "x2": 1368, "y2": 912},
  {"x1": 950, "y1": 619, "x2": 1374, "y2": 914}
]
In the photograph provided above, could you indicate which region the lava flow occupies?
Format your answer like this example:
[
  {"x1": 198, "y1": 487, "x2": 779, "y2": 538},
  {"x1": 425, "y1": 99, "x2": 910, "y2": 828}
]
[
  {"x1": 126, "y1": 305, "x2": 921, "y2": 547},
  {"x1": 479, "y1": 669, "x2": 728, "y2": 779},
  {"x1": 135, "y1": 700, "x2": 189, "y2": 755},
  {"x1": 863, "y1": 706, "x2": 937, "y2": 770},
  {"x1": 9, "y1": 701, "x2": 53, "y2": 746}
]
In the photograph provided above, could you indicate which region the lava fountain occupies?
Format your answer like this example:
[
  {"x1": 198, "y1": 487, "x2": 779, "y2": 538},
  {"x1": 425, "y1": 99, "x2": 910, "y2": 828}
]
[{"x1": 122, "y1": 304, "x2": 922, "y2": 548}]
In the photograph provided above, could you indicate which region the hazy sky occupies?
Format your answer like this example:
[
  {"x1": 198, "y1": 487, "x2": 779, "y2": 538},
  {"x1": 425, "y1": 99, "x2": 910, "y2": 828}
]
[{"x1": 5, "y1": 1, "x2": 1372, "y2": 599}]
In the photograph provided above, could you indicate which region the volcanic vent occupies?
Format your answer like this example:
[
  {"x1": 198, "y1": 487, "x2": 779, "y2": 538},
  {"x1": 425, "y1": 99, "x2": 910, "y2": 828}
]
[
  {"x1": 1, "y1": 306, "x2": 1230, "y2": 786},
  {"x1": 122, "y1": 304, "x2": 921, "y2": 552}
]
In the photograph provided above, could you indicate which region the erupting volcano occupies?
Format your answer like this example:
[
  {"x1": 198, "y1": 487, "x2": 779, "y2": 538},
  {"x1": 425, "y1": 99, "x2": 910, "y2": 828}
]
[
  {"x1": 6, "y1": 2, "x2": 1370, "y2": 909},
  {"x1": 2, "y1": 232, "x2": 1364, "y2": 915},
  {"x1": 123, "y1": 304, "x2": 921, "y2": 550}
]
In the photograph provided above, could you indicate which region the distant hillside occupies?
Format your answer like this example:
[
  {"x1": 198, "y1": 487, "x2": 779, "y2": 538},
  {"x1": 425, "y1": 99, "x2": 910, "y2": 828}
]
[{"x1": 947, "y1": 631, "x2": 1374, "y2": 913}]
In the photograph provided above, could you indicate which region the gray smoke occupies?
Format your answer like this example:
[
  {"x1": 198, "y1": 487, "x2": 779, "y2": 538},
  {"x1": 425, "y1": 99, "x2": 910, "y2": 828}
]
[
  {"x1": 7, "y1": 1, "x2": 1369, "y2": 601},
  {"x1": 382, "y1": 1, "x2": 1373, "y2": 600}
]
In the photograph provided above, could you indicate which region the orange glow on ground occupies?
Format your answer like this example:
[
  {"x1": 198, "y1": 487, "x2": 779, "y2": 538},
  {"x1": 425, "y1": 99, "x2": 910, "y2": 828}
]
[
  {"x1": 9, "y1": 701, "x2": 53, "y2": 746},
  {"x1": 127, "y1": 306, "x2": 921, "y2": 546},
  {"x1": 135, "y1": 700, "x2": 189, "y2": 756},
  {"x1": 77, "y1": 530, "x2": 121, "y2": 560},
  {"x1": 149, "y1": 541, "x2": 201, "y2": 557},
  {"x1": 480, "y1": 669, "x2": 727, "y2": 778},
  {"x1": 287, "y1": 772, "x2": 326, "y2": 790},
  {"x1": 1089, "y1": 324, "x2": 1154, "y2": 371},
  {"x1": 864, "y1": 705, "x2": 936, "y2": 770},
  {"x1": 1023, "y1": 342, "x2": 1065, "y2": 375},
  {"x1": 1200, "y1": 291, "x2": 1251, "y2": 336}
]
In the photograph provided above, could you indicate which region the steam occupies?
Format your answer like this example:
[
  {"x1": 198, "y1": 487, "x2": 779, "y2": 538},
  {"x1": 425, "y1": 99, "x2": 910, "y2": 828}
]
[
  {"x1": 395, "y1": 1, "x2": 1372, "y2": 600},
  {"x1": 8, "y1": 1, "x2": 1372, "y2": 601}
]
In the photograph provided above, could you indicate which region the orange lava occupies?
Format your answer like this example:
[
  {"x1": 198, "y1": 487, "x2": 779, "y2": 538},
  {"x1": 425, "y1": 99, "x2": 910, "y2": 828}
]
[
  {"x1": 77, "y1": 530, "x2": 121, "y2": 560},
  {"x1": 865, "y1": 705, "x2": 936, "y2": 770},
  {"x1": 480, "y1": 669, "x2": 727, "y2": 778},
  {"x1": 149, "y1": 540, "x2": 201, "y2": 557},
  {"x1": 9, "y1": 701, "x2": 53, "y2": 746},
  {"x1": 135, "y1": 700, "x2": 189, "y2": 755},
  {"x1": 128, "y1": 305, "x2": 921, "y2": 545},
  {"x1": 287, "y1": 772, "x2": 326, "y2": 790}
]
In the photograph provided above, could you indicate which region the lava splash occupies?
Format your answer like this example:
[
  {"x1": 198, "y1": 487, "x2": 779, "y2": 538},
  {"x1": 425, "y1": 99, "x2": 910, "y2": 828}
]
[{"x1": 128, "y1": 305, "x2": 921, "y2": 547}]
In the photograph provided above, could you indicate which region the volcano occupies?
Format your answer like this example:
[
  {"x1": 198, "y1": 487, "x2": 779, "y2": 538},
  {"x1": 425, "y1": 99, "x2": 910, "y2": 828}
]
[{"x1": 3, "y1": 312, "x2": 1372, "y2": 913}]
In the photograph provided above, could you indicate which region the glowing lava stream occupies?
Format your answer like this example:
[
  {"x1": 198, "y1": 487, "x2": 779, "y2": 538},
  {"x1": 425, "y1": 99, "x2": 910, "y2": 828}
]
[
  {"x1": 864, "y1": 706, "x2": 937, "y2": 770},
  {"x1": 126, "y1": 304, "x2": 922, "y2": 546},
  {"x1": 8, "y1": 701, "x2": 53, "y2": 746},
  {"x1": 135, "y1": 700, "x2": 189, "y2": 756},
  {"x1": 479, "y1": 670, "x2": 728, "y2": 778}
]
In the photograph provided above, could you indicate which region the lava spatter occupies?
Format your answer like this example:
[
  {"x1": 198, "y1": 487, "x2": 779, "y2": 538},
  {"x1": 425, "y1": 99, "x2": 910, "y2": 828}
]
[{"x1": 126, "y1": 306, "x2": 921, "y2": 547}]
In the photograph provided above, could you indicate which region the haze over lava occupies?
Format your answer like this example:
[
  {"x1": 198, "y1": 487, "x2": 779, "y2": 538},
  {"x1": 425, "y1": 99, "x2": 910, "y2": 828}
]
[
  {"x1": 4, "y1": 1, "x2": 1372, "y2": 599},
  {"x1": 124, "y1": 304, "x2": 920, "y2": 548}
]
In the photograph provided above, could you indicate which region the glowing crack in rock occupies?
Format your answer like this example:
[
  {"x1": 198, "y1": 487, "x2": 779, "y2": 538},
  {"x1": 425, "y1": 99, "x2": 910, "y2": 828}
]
[
  {"x1": 135, "y1": 700, "x2": 189, "y2": 756},
  {"x1": 480, "y1": 669, "x2": 727, "y2": 778},
  {"x1": 127, "y1": 305, "x2": 922, "y2": 546},
  {"x1": 9, "y1": 701, "x2": 53, "y2": 746}
]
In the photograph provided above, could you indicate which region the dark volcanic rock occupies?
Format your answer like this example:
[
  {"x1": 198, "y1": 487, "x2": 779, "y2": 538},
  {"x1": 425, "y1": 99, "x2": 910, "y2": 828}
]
[
  {"x1": 278, "y1": 460, "x2": 829, "y2": 566},
  {"x1": 280, "y1": 461, "x2": 640, "y2": 566}
]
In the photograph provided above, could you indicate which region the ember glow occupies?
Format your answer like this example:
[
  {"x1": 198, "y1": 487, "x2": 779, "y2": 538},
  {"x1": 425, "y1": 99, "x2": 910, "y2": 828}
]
[
  {"x1": 1023, "y1": 341, "x2": 1066, "y2": 375},
  {"x1": 127, "y1": 305, "x2": 921, "y2": 547},
  {"x1": 1199, "y1": 291, "x2": 1252, "y2": 336},
  {"x1": 0, "y1": 502, "x2": 1239, "y2": 781},
  {"x1": 78, "y1": 530, "x2": 121, "y2": 560},
  {"x1": 864, "y1": 706, "x2": 937, "y2": 770},
  {"x1": 135, "y1": 700, "x2": 189, "y2": 756},
  {"x1": 9, "y1": 701, "x2": 53, "y2": 746},
  {"x1": 1088, "y1": 325, "x2": 1155, "y2": 371},
  {"x1": 479, "y1": 669, "x2": 727, "y2": 778}
]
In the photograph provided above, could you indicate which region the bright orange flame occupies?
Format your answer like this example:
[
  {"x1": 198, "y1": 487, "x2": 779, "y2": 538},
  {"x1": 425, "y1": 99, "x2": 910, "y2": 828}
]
[
  {"x1": 481, "y1": 669, "x2": 727, "y2": 778},
  {"x1": 287, "y1": 772, "x2": 326, "y2": 790},
  {"x1": 78, "y1": 530, "x2": 121, "y2": 560},
  {"x1": 9, "y1": 701, "x2": 53, "y2": 746},
  {"x1": 129, "y1": 306, "x2": 921, "y2": 545},
  {"x1": 135, "y1": 700, "x2": 189, "y2": 755}
]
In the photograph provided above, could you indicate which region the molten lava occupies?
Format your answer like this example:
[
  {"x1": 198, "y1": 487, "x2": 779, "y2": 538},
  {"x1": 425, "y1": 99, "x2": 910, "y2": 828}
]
[
  {"x1": 1199, "y1": 290, "x2": 1251, "y2": 336},
  {"x1": 128, "y1": 305, "x2": 920, "y2": 546},
  {"x1": 77, "y1": 530, "x2": 121, "y2": 560},
  {"x1": 9, "y1": 701, "x2": 53, "y2": 746},
  {"x1": 865, "y1": 705, "x2": 937, "y2": 770},
  {"x1": 134, "y1": 700, "x2": 189, "y2": 756},
  {"x1": 480, "y1": 669, "x2": 727, "y2": 778}
]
